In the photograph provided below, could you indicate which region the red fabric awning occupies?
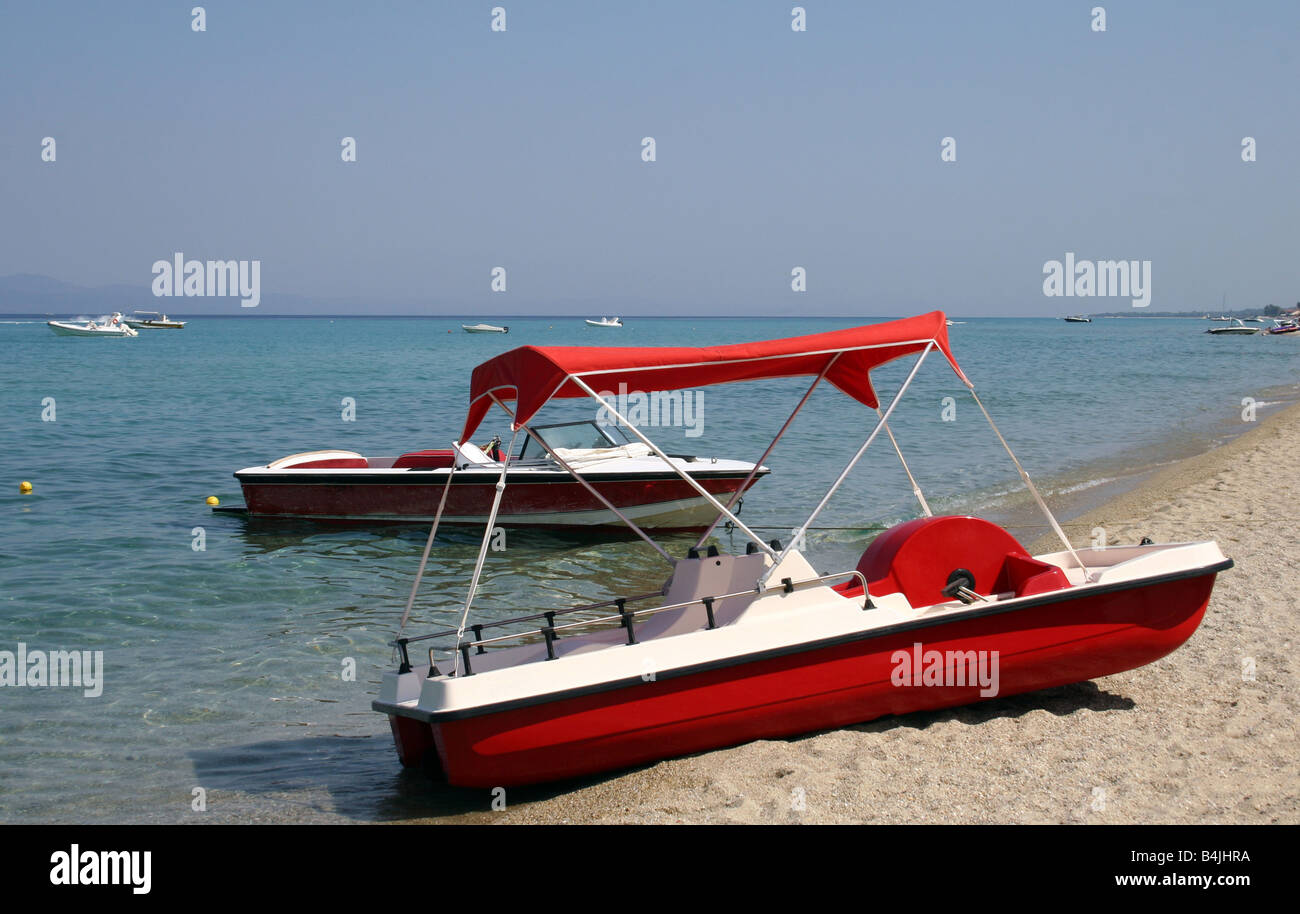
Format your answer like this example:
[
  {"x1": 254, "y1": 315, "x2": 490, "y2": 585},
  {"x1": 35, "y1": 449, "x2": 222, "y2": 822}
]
[{"x1": 460, "y1": 311, "x2": 969, "y2": 441}]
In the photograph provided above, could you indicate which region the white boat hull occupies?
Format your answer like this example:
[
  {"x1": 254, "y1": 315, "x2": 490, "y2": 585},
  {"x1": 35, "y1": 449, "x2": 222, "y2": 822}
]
[{"x1": 47, "y1": 321, "x2": 137, "y2": 338}]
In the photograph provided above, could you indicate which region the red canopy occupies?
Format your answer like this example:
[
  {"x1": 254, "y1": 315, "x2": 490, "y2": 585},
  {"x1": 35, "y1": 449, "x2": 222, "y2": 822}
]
[{"x1": 460, "y1": 311, "x2": 969, "y2": 441}]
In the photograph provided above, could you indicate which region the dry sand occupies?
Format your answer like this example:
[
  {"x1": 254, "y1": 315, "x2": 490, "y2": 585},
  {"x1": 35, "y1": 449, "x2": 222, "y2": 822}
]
[{"x1": 435, "y1": 403, "x2": 1300, "y2": 824}]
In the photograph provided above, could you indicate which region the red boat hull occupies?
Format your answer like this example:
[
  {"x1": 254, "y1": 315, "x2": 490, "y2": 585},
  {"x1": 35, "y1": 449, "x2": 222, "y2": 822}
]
[
  {"x1": 238, "y1": 472, "x2": 759, "y2": 528},
  {"x1": 388, "y1": 570, "x2": 1217, "y2": 786}
]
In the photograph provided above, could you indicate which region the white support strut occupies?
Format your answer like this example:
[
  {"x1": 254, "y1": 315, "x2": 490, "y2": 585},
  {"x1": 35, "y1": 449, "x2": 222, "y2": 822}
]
[
  {"x1": 452, "y1": 425, "x2": 521, "y2": 674},
  {"x1": 693, "y1": 354, "x2": 840, "y2": 549},
  {"x1": 876, "y1": 407, "x2": 932, "y2": 517},
  {"x1": 398, "y1": 456, "x2": 458, "y2": 634},
  {"x1": 968, "y1": 388, "x2": 1089, "y2": 576},
  {"x1": 490, "y1": 395, "x2": 674, "y2": 564},
  {"x1": 761, "y1": 343, "x2": 934, "y2": 589},
  {"x1": 570, "y1": 375, "x2": 779, "y2": 559}
]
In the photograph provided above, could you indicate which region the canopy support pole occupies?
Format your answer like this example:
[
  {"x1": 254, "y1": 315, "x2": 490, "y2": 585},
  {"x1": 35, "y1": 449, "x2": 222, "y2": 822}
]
[
  {"x1": 452, "y1": 425, "x2": 521, "y2": 675},
  {"x1": 491, "y1": 395, "x2": 674, "y2": 564},
  {"x1": 760, "y1": 343, "x2": 933, "y2": 590},
  {"x1": 876, "y1": 408, "x2": 931, "y2": 517},
  {"x1": 570, "y1": 376, "x2": 779, "y2": 559},
  {"x1": 692, "y1": 354, "x2": 839, "y2": 550},
  {"x1": 968, "y1": 389, "x2": 1089, "y2": 575},
  {"x1": 398, "y1": 457, "x2": 458, "y2": 635}
]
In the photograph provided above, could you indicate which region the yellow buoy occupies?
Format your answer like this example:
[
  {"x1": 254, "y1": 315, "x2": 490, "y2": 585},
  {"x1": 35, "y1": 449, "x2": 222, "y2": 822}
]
[
  {"x1": 206, "y1": 495, "x2": 219, "y2": 506},
  {"x1": 19, "y1": 481, "x2": 33, "y2": 494}
]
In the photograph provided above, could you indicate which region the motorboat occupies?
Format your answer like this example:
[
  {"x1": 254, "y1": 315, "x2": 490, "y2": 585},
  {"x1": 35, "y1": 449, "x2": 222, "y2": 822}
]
[
  {"x1": 233, "y1": 420, "x2": 767, "y2": 528},
  {"x1": 123, "y1": 310, "x2": 185, "y2": 329},
  {"x1": 1063, "y1": 315, "x2": 1091, "y2": 323},
  {"x1": 46, "y1": 313, "x2": 138, "y2": 338},
  {"x1": 373, "y1": 312, "x2": 1231, "y2": 787},
  {"x1": 1205, "y1": 320, "x2": 1260, "y2": 336},
  {"x1": 1265, "y1": 319, "x2": 1300, "y2": 335},
  {"x1": 586, "y1": 317, "x2": 623, "y2": 327},
  {"x1": 462, "y1": 323, "x2": 508, "y2": 333}
]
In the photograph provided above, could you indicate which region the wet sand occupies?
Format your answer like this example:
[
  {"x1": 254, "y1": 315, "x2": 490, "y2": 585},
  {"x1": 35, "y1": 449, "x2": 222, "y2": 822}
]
[{"x1": 443, "y1": 401, "x2": 1300, "y2": 824}]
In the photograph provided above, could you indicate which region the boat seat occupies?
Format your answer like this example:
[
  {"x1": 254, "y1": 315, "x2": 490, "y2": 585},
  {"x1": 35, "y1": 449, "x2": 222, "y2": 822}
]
[
  {"x1": 453, "y1": 441, "x2": 494, "y2": 466},
  {"x1": 998, "y1": 552, "x2": 1071, "y2": 598},
  {"x1": 853, "y1": 515, "x2": 1069, "y2": 607},
  {"x1": 393, "y1": 449, "x2": 456, "y2": 469},
  {"x1": 267, "y1": 450, "x2": 369, "y2": 470}
]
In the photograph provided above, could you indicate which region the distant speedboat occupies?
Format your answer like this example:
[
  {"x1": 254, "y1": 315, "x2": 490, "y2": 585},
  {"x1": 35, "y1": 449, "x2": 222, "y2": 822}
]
[
  {"x1": 232, "y1": 419, "x2": 765, "y2": 528},
  {"x1": 1063, "y1": 315, "x2": 1091, "y2": 323},
  {"x1": 1210, "y1": 316, "x2": 1232, "y2": 321},
  {"x1": 47, "y1": 313, "x2": 138, "y2": 338},
  {"x1": 586, "y1": 317, "x2": 623, "y2": 327},
  {"x1": 123, "y1": 310, "x2": 185, "y2": 329},
  {"x1": 462, "y1": 323, "x2": 508, "y2": 334},
  {"x1": 1205, "y1": 320, "x2": 1259, "y2": 336}
]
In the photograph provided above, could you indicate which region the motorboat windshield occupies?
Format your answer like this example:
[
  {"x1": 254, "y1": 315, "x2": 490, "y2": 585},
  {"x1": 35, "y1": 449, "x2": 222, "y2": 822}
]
[{"x1": 516, "y1": 420, "x2": 629, "y2": 459}]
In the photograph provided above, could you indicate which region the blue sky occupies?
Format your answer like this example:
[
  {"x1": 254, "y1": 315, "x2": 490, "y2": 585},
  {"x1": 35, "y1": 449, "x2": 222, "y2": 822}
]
[{"x1": 0, "y1": 1, "x2": 1296, "y2": 315}]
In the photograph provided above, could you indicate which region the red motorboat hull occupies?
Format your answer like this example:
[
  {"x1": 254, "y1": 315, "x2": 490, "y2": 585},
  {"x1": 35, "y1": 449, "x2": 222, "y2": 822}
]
[
  {"x1": 386, "y1": 569, "x2": 1219, "y2": 786},
  {"x1": 237, "y1": 471, "x2": 761, "y2": 528}
]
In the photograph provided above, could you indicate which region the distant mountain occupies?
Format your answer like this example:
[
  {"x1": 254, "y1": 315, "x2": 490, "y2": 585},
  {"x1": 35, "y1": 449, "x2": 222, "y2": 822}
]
[
  {"x1": 0, "y1": 274, "x2": 145, "y2": 314},
  {"x1": 0, "y1": 273, "x2": 415, "y2": 316},
  {"x1": 1089, "y1": 306, "x2": 1297, "y2": 319}
]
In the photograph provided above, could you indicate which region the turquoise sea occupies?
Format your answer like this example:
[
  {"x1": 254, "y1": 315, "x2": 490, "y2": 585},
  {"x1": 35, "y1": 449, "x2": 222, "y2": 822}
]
[{"x1": 1, "y1": 315, "x2": 1297, "y2": 822}]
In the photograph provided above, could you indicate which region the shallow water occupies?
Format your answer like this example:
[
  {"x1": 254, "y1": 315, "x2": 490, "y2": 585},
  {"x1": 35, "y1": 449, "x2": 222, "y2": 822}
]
[{"x1": 1, "y1": 315, "x2": 1297, "y2": 822}]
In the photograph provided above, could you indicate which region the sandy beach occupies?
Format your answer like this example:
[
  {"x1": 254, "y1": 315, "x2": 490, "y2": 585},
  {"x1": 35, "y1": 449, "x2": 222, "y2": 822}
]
[{"x1": 432, "y1": 401, "x2": 1300, "y2": 825}]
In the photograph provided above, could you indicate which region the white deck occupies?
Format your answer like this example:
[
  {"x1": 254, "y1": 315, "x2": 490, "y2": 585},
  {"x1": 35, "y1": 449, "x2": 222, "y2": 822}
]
[{"x1": 378, "y1": 541, "x2": 1229, "y2": 718}]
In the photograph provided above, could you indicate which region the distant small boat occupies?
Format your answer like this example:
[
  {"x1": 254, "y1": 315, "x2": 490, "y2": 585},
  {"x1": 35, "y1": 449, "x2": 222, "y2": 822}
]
[
  {"x1": 123, "y1": 310, "x2": 185, "y2": 329},
  {"x1": 1063, "y1": 315, "x2": 1091, "y2": 323},
  {"x1": 1210, "y1": 316, "x2": 1232, "y2": 321},
  {"x1": 1205, "y1": 320, "x2": 1259, "y2": 336},
  {"x1": 462, "y1": 323, "x2": 508, "y2": 334},
  {"x1": 586, "y1": 317, "x2": 623, "y2": 328},
  {"x1": 47, "y1": 313, "x2": 138, "y2": 338}
]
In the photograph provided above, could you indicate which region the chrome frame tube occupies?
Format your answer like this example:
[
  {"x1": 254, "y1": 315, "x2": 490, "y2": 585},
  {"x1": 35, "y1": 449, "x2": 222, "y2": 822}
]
[
  {"x1": 491, "y1": 395, "x2": 674, "y2": 564},
  {"x1": 877, "y1": 407, "x2": 932, "y2": 517},
  {"x1": 692, "y1": 354, "x2": 839, "y2": 549},
  {"x1": 968, "y1": 388, "x2": 1089, "y2": 575},
  {"x1": 570, "y1": 376, "x2": 778, "y2": 559},
  {"x1": 398, "y1": 458, "x2": 458, "y2": 634},
  {"x1": 452, "y1": 425, "x2": 522, "y2": 675},
  {"x1": 760, "y1": 343, "x2": 933, "y2": 589}
]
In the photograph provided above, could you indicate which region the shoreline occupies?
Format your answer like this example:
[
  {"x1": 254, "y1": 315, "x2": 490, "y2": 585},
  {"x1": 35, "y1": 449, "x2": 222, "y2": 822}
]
[
  {"x1": 1026, "y1": 396, "x2": 1300, "y2": 554},
  {"x1": 993, "y1": 383, "x2": 1300, "y2": 550},
  {"x1": 420, "y1": 399, "x2": 1299, "y2": 825}
]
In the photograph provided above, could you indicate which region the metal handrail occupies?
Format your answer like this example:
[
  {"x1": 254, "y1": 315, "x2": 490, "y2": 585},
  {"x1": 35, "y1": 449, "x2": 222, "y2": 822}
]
[
  {"x1": 402, "y1": 570, "x2": 871, "y2": 675},
  {"x1": 391, "y1": 590, "x2": 665, "y2": 648}
]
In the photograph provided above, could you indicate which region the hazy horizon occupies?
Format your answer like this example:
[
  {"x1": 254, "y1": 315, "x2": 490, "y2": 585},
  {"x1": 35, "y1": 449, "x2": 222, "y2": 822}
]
[{"x1": 2, "y1": 2, "x2": 1297, "y2": 316}]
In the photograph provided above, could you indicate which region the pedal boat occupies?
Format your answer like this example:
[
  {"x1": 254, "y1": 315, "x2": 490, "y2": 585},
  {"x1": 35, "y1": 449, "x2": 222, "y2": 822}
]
[{"x1": 374, "y1": 312, "x2": 1231, "y2": 787}]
